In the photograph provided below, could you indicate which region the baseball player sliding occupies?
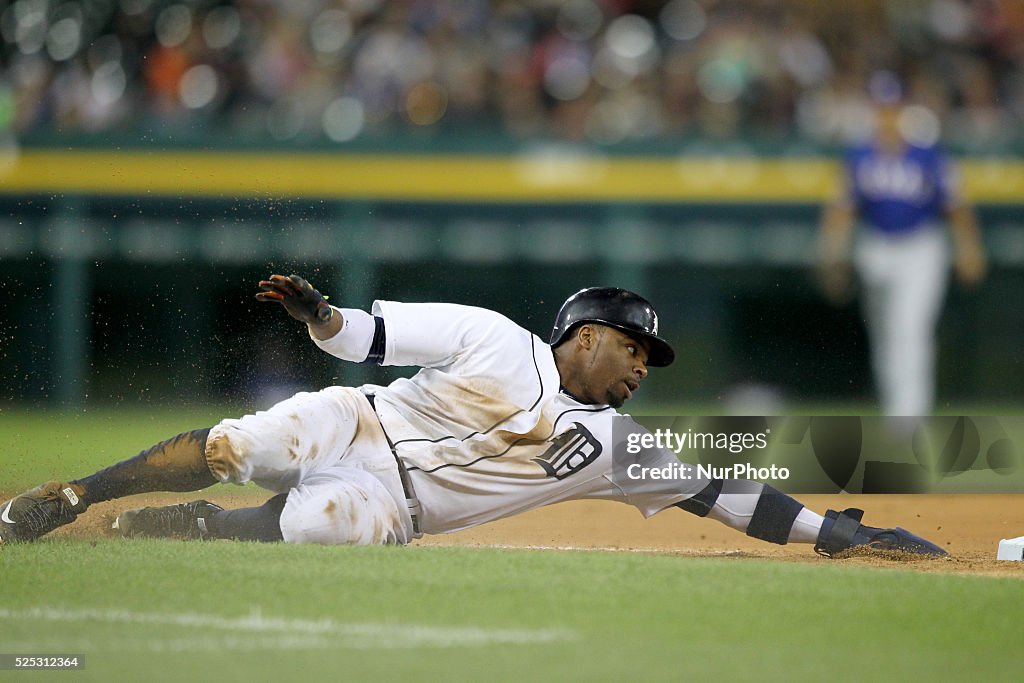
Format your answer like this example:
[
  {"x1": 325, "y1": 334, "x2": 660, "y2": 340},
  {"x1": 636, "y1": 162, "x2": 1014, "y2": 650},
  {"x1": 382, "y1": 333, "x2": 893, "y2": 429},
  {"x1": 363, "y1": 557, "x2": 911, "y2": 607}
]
[{"x1": 1, "y1": 275, "x2": 945, "y2": 558}]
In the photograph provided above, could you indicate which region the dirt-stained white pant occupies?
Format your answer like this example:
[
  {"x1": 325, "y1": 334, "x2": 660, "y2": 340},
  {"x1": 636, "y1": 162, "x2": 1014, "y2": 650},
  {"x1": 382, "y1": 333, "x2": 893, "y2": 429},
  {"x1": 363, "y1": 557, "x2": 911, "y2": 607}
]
[
  {"x1": 203, "y1": 386, "x2": 414, "y2": 545},
  {"x1": 855, "y1": 226, "x2": 949, "y2": 417}
]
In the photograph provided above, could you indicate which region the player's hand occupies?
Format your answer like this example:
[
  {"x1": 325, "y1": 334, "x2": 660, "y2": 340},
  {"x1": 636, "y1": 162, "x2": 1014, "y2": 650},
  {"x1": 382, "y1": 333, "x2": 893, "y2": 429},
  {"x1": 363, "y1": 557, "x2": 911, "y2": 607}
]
[
  {"x1": 816, "y1": 260, "x2": 854, "y2": 306},
  {"x1": 955, "y1": 245, "x2": 987, "y2": 288},
  {"x1": 255, "y1": 274, "x2": 334, "y2": 327}
]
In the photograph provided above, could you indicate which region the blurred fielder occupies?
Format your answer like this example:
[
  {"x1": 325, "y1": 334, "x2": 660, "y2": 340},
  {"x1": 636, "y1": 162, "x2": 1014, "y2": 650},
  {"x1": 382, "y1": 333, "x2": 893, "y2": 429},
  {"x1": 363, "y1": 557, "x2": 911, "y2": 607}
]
[
  {"x1": 1, "y1": 275, "x2": 945, "y2": 558},
  {"x1": 818, "y1": 101, "x2": 987, "y2": 417}
]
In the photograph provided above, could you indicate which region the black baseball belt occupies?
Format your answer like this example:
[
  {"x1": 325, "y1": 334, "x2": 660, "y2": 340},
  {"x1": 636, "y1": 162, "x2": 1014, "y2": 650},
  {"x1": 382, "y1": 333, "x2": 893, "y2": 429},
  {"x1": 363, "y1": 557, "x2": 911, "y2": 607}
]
[{"x1": 362, "y1": 391, "x2": 421, "y2": 536}]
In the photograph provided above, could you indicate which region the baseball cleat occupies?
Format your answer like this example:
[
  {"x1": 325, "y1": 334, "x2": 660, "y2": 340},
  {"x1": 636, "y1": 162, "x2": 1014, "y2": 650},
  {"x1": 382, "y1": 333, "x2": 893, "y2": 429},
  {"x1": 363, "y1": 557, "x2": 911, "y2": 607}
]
[
  {"x1": 0, "y1": 481, "x2": 88, "y2": 544},
  {"x1": 814, "y1": 508, "x2": 948, "y2": 558},
  {"x1": 114, "y1": 500, "x2": 224, "y2": 540}
]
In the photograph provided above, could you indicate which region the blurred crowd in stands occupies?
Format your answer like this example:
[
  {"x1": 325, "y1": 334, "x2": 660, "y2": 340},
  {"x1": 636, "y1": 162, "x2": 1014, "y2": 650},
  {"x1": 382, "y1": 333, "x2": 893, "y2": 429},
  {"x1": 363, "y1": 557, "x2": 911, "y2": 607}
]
[{"x1": 1, "y1": 0, "x2": 1022, "y2": 148}]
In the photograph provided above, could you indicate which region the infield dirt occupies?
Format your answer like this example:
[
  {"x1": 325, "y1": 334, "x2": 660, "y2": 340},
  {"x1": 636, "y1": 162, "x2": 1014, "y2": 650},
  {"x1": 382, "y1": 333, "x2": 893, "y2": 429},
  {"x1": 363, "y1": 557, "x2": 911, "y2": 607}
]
[{"x1": 16, "y1": 490, "x2": 1023, "y2": 579}]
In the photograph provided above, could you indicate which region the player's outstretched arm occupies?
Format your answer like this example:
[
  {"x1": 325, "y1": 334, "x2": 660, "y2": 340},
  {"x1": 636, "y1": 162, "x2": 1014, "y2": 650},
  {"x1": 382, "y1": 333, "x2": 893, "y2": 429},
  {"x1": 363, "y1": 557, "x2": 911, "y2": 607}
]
[
  {"x1": 256, "y1": 274, "x2": 343, "y2": 340},
  {"x1": 674, "y1": 481, "x2": 946, "y2": 557}
]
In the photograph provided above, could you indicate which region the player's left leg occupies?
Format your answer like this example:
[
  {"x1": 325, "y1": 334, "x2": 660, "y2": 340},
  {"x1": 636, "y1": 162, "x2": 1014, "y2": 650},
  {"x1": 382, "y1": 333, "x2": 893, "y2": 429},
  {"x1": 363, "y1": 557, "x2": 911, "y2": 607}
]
[
  {"x1": 854, "y1": 230, "x2": 896, "y2": 415},
  {"x1": 114, "y1": 495, "x2": 287, "y2": 542},
  {"x1": 276, "y1": 466, "x2": 407, "y2": 545}
]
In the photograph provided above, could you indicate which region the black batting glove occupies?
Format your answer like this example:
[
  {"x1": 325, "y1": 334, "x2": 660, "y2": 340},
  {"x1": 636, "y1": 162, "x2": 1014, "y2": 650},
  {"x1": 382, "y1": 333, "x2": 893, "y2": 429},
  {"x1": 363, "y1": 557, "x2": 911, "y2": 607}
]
[{"x1": 256, "y1": 274, "x2": 333, "y2": 327}]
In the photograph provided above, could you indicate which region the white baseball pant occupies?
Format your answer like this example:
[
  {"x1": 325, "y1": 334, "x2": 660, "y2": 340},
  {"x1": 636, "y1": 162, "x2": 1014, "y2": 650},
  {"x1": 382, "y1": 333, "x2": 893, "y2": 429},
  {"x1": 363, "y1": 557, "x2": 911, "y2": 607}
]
[
  {"x1": 854, "y1": 225, "x2": 950, "y2": 417},
  {"x1": 203, "y1": 386, "x2": 415, "y2": 545}
]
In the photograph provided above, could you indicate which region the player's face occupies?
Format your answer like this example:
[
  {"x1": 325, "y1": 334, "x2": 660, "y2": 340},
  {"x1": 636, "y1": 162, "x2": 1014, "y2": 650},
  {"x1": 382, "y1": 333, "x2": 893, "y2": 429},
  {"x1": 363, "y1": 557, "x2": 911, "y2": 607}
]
[
  {"x1": 576, "y1": 326, "x2": 650, "y2": 408},
  {"x1": 874, "y1": 105, "x2": 904, "y2": 152}
]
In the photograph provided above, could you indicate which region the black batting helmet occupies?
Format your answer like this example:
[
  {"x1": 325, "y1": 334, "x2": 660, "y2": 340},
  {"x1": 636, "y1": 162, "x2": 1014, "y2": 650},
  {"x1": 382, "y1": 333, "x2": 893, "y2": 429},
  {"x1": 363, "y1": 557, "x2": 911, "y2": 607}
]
[{"x1": 549, "y1": 287, "x2": 675, "y2": 367}]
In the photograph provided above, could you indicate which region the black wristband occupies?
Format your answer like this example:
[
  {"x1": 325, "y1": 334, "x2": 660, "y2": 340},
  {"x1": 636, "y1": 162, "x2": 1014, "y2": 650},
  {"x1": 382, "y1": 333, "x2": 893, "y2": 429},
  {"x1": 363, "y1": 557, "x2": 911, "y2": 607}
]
[{"x1": 361, "y1": 316, "x2": 386, "y2": 365}]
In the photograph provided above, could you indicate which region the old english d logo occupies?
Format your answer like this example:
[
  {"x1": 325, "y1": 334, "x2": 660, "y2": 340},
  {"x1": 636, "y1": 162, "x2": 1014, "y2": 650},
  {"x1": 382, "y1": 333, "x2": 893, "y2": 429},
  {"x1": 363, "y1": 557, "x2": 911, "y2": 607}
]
[{"x1": 532, "y1": 423, "x2": 602, "y2": 479}]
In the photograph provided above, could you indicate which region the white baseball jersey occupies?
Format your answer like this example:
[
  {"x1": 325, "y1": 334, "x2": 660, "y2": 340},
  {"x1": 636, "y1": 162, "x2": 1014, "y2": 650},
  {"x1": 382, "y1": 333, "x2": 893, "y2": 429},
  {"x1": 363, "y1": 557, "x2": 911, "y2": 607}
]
[{"x1": 315, "y1": 301, "x2": 701, "y2": 536}]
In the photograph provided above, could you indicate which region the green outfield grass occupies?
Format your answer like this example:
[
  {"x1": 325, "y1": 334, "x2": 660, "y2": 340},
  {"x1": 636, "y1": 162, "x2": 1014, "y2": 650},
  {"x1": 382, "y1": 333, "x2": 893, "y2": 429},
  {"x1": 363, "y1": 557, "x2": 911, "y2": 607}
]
[
  {"x1": 2, "y1": 408, "x2": 1022, "y2": 682},
  {"x1": 0, "y1": 540, "x2": 1020, "y2": 682},
  {"x1": 0, "y1": 407, "x2": 241, "y2": 490}
]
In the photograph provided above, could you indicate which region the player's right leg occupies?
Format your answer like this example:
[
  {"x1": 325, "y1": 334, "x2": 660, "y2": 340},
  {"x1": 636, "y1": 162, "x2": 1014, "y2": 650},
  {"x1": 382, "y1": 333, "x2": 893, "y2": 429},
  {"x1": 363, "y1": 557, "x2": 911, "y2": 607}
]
[{"x1": 886, "y1": 229, "x2": 948, "y2": 417}]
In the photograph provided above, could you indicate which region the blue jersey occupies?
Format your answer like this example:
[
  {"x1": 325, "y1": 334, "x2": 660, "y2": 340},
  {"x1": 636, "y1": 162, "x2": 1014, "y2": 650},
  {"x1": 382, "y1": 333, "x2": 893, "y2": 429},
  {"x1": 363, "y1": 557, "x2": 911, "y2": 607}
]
[{"x1": 844, "y1": 143, "x2": 959, "y2": 235}]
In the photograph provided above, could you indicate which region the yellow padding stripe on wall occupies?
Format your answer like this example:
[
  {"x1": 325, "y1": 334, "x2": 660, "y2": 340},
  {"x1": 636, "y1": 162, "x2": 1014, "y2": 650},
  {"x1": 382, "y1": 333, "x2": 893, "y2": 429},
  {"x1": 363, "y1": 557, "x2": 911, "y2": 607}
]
[{"x1": 1, "y1": 151, "x2": 1021, "y2": 203}]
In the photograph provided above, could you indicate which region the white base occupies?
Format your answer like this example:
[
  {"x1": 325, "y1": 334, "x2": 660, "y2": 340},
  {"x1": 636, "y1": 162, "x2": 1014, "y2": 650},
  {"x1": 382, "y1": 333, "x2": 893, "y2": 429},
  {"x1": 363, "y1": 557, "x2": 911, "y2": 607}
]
[{"x1": 996, "y1": 536, "x2": 1024, "y2": 561}]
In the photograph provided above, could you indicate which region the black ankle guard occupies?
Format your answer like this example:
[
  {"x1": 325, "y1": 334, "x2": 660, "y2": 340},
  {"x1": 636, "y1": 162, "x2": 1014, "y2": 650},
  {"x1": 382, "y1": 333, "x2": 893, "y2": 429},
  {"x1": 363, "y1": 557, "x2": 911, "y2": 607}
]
[{"x1": 814, "y1": 508, "x2": 866, "y2": 557}]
